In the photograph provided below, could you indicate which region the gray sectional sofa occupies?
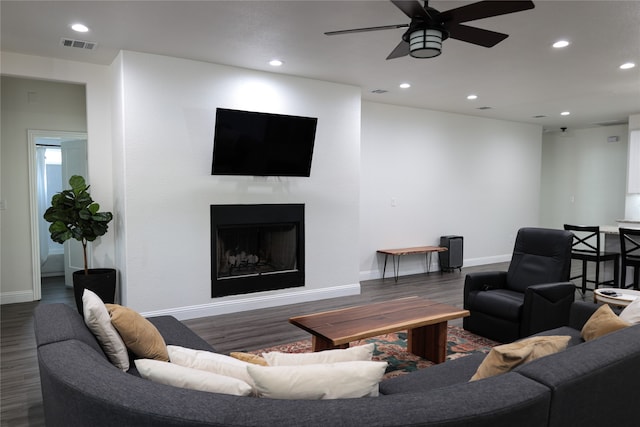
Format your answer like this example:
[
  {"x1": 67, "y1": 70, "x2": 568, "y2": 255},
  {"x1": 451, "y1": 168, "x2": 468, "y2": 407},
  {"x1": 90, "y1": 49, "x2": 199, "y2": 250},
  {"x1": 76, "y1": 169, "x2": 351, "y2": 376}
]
[{"x1": 35, "y1": 301, "x2": 640, "y2": 427}]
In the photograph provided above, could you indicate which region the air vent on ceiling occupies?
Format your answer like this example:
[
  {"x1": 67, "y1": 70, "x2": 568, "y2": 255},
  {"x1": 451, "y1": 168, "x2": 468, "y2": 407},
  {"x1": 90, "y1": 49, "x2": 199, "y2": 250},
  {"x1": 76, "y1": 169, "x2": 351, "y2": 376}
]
[
  {"x1": 60, "y1": 38, "x2": 97, "y2": 50},
  {"x1": 370, "y1": 89, "x2": 388, "y2": 94},
  {"x1": 533, "y1": 115, "x2": 547, "y2": 118},
  {"x1": 476, "y1": 106, "x2": 492, "y2": 110}
]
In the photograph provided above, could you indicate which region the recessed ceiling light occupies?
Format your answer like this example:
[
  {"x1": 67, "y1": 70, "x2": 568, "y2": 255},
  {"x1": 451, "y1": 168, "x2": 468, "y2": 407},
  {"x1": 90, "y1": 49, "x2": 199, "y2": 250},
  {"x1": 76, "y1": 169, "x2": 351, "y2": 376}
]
[
  {"x1": 620, "y1": 62, "x2": 636, "y2": 70},
  {"x1": 467, "y1": 94, "x2": 478, "y2": 100},
  {"x1": 71, "y1": 23, "x2": 89, "y2": 33},
  {"x1": 269, "y1": 59, "x2": 283, "y2": 67},
  {"x1": 552, "y1": 40, "x2": 570, "y2": 48},
  {"x1": 561, "y1": 111, "x2": 571, "y2": 116},
  {"x1": 399, "y1": 83, "x2": 411, "y2": 89}
]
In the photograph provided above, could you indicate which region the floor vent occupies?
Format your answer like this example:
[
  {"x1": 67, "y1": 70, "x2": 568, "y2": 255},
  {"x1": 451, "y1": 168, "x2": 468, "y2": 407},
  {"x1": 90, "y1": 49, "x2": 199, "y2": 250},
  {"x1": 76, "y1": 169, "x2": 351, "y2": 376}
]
[{"x1": 60, "y1": 38, "x2": 97, "y2": 50}]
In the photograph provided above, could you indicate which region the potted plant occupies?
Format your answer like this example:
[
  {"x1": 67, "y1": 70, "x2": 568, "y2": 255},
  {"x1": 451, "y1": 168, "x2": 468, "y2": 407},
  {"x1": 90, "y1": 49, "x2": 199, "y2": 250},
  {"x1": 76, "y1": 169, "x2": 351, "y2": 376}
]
[{"x1": 44, "y1": 175, "x2": 115, "y2": 313}]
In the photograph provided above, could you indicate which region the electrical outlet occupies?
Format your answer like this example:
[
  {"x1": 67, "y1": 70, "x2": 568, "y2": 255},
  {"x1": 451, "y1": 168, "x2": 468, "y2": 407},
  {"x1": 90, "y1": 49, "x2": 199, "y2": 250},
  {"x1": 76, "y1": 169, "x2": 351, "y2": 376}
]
[{"x1": 391, "y1": 197, "x2": 397, "y2": 207}]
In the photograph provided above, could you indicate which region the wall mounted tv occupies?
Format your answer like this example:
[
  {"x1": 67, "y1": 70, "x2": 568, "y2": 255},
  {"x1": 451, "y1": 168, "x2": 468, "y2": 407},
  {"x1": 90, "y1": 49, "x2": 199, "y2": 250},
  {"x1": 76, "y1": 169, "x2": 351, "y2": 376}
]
[{"x1": 211, "y1": 108, "x2": 317, "y2": 177}]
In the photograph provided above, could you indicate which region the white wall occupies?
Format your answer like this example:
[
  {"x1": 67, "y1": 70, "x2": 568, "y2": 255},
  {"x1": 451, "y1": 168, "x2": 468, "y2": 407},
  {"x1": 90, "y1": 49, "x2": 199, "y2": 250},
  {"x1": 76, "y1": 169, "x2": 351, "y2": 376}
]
[
  {"x1": 626, "y1": 114, "x2": 640, "y2": 220},
  {"x1": 360, "y1": 102, "x2": 543, "y2": 280},
  {"x1": 540, "y1": 125, "x2": 628, "y2": 228},
  {"x1": 0, "y1": 75, "x2": 87, "y2": 303},
  {"x1": 114, "y1": 52, "x2": 362, "y2": 317}
]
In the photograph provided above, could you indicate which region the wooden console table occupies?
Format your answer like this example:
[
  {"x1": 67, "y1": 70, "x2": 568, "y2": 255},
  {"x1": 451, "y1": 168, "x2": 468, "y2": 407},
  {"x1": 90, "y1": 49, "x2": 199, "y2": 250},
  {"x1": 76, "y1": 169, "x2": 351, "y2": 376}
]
[
  {"x1": 289, "y1": 296, "x2": 469, "y2": 364},
  {"x1": 377, "y1": 246, "x2": 447, "y2": 282}
]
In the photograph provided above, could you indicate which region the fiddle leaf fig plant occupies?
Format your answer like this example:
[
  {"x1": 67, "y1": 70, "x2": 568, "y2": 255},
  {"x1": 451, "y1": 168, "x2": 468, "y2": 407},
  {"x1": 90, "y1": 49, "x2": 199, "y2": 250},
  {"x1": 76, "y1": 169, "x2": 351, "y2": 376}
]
[{"x1": 44, "y1": 175, "x2": 113, "y2": 275}]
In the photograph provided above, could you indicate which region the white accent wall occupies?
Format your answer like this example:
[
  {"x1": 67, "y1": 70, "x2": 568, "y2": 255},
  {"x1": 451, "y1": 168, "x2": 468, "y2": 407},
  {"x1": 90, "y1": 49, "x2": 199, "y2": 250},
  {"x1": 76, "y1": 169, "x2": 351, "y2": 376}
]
[
  {"x1": 360, "y1": 102, "x2": 543, "y2": 280},
  {"x1": 112, "y1": 51, "x2": 362, "y2": 316}
]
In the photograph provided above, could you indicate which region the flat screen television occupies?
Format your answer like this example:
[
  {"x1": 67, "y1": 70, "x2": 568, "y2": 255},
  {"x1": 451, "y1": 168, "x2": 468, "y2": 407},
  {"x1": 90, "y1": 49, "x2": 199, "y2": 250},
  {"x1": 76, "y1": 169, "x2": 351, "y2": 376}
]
[{"x1": 211, "y1": 108, "x2": 317, "y2": 177}]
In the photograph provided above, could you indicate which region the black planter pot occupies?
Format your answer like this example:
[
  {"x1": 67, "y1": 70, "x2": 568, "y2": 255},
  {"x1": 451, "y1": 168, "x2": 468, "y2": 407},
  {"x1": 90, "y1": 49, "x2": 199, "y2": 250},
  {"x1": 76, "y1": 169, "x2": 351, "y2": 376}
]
[{"x1": 73, "y1": 268, "x2": 117, "y2": 315}]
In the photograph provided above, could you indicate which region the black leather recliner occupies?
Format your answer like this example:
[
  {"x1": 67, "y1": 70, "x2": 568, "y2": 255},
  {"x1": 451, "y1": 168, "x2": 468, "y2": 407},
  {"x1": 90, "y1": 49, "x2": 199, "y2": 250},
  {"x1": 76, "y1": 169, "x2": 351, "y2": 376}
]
[{"x1": 463, "y1": 227, "x2": 575, "y2": 343}]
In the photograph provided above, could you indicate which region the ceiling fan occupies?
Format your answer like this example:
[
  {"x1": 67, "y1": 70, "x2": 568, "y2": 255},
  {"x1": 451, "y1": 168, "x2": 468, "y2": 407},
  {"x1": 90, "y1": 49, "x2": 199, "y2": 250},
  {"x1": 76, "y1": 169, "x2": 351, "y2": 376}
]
[{"x1": 324, "y1": 0, "x2": 535, "y2": 59}]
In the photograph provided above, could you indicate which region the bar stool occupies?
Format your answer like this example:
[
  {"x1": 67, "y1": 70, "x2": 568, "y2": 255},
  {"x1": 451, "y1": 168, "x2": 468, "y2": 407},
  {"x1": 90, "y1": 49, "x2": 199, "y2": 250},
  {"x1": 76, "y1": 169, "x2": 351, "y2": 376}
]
[
  {"x1": 619, "y1": 227, "x2": 640, "y2": 290},
  {"x1": 564, "y1": 224, "x2": 619, "y2": 294}
]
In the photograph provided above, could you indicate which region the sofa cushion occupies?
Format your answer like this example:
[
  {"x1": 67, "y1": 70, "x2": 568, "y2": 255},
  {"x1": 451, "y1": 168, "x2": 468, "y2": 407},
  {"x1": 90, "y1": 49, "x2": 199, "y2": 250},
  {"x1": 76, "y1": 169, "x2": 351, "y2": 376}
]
[
  {"x1": 147, "y1": 316, "x2": 216, "y2": 352},
  {"x1": 531, "y1": 325, "x2": 583, "y2": 347},
  {"x1": 134, "y1": 359, "x2": 253, "y2": 396},
  {"x1": 246, "y1": 361, "x2": 387, "y2": 399},
  {"x1": 262, "y1": 343, "x2": 374, "y2": 366},
  {"x1": 619, "y1": 297, "x2": 640, "y2": 324},
  {"x1": 514, "y1": 324, "x2": 640, "y2": 427},
  {"x1": 470, "y1": 335, "x2": 571, "y2": 381},
  {"x1": 82, "y1": 289, "x2": 129, "y2": 371},
  {"x1": 380, "y1": 352, "x2": 486, "y2": 395},
  {"x1": 106, "y1": 304, "x2": 169, "y2": 361},
  {"x1": 581, "y1": 304, "x2": 631, "y2": 341},
  {"x1": 467, "y1": 289, "x2": 524, "y2": 320},
  {"x1": 167, "y1": 345, "x2": 255, "y2": 387}
]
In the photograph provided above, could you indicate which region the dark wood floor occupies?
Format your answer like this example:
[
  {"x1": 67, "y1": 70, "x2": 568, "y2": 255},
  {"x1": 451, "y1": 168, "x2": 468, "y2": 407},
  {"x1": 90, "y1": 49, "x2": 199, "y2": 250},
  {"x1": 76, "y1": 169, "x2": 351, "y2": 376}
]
[{"x1": 1, "y1": 263, "x2": 596, "y2": 426}]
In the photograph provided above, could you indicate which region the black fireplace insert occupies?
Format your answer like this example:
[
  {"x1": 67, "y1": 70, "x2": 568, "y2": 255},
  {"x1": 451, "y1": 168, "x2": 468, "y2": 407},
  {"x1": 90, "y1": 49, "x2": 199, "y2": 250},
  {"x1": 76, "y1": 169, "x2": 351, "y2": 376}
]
[{"x1": 210, "y1": 204, "x2": 305, "y2": 297}]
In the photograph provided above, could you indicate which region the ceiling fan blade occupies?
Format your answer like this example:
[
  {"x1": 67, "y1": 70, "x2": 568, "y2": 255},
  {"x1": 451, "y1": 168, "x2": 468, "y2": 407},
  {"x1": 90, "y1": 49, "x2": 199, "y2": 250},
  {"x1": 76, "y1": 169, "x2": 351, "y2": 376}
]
[
  {"x1": 441, "y1": 0, "x2": 535, "y2": 24},
  {"x1": 390, "y1": 0, "x2": 432, "y2": 20},
  {"x1": 325, "y1": 24, "x2": 408, "y2": 36},
  {"x1": 447, "y1": 23, "x2": 509, "y2": 47},
  {"x1": 386, "y1": 40, "x2": 410, "y2": 60}
]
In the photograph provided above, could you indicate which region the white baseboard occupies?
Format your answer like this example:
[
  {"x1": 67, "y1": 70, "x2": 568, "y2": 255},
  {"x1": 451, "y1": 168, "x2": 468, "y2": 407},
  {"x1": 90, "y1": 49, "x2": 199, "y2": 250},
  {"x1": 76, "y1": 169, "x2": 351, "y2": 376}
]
[
  {"x1": 140, "y1": 283, "x2": 361, "y2": 321},
  {"x1": 0, "y1": 290, "x2": 35, "y2": 305},
  {"x1": 463, "y1": 254, "x2": 511, "y2": 267},
  {"x1": 359, "y1": 254, "x2": 511, "y2": 282}
]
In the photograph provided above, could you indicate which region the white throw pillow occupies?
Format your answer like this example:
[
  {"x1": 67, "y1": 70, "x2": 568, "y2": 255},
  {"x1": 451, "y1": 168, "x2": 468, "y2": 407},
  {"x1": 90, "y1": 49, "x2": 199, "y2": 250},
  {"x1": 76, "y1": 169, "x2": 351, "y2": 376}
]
[
  {"x1": 263, "y1": 343, "x2": 375, "y2": 366},
  {"x1": 134, "y1": 359, "x2": 253, "y2": 396},
  {"x1": 82, "y1": 289, "x2": 129, "y2": 371},
  {"x1": 246, "y1": 361, "x2": 387, "y2": 400},
  {"x1": 619, "y1": 297, "x2": 640, "y2": 324},
  {"x1": 167, "y1": 345, "x2": 255, "y2": 387}
]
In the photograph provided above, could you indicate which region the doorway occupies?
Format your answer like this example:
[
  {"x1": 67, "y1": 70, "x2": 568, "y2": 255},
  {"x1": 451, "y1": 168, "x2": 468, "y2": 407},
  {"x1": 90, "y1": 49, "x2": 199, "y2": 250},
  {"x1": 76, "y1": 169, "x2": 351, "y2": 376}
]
[{"x1": 28, "y1": 130, "x2": 88, "y2": 300}]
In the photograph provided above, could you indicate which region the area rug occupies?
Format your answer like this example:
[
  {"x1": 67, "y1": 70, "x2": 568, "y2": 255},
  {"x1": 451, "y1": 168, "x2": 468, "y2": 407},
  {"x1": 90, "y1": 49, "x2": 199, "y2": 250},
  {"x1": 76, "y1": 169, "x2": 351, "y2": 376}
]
[{"x1": 250, "y1": 326, "x2": 499, "y2": 379}]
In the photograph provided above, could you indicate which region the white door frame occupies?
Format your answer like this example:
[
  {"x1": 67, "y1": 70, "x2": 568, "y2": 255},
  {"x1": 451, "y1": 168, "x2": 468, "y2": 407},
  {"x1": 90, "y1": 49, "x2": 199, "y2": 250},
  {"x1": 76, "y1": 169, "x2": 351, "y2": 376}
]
[{"x1": 27, "y1": 129, "x2": 88, "y2": 300}]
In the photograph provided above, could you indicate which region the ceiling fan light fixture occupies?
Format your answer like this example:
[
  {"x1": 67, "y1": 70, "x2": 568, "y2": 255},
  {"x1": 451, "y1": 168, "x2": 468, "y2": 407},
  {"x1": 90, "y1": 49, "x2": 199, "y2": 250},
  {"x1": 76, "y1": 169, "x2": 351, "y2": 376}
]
[{"x1": 408, "y1": 28, "x2": 443, "y2": 58}]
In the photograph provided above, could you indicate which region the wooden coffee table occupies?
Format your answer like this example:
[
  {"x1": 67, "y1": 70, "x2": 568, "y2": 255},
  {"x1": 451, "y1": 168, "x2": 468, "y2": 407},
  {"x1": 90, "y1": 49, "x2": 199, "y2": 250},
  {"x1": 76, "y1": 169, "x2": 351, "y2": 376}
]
[{"x1": 288, "y1": 296, "x2": 469, "y2": 364}]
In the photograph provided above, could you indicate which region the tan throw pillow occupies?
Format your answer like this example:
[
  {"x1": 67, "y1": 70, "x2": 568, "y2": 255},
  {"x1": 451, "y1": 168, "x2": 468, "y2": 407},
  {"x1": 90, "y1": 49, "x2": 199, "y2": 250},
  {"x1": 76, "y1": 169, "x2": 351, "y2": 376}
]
[
  {"x1": 470, "y1": 335, "x2": 571, "y2": 381},
  {"x1": 229, "y1": 352, "x2": 268, "y2": 366},
  {"x1": 82, "y1": 289, "x2": 129, "y2": 371},
  {"x1": 262, "y1": 343, "x2": 374, "y2": 366},
  {"x1": 581, "y1": 304, "x2": 631, "y2": 341},
  {"x1": 246, "y1": 361, "x2": 387, "y2": 400},
  {"x1": 105, "y1": 304, "x2": 169, "y2": 361},
  {"x1": 135, "y1": 359, "x2": 253, "y2": 396}
]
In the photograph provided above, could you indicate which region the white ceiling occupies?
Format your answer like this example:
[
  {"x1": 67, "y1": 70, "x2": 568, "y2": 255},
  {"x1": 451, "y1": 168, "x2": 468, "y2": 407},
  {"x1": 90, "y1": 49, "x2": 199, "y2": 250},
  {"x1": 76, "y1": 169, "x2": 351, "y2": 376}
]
[{"x1": 1, "y1": 0, "x2": 639, "y2": 130}]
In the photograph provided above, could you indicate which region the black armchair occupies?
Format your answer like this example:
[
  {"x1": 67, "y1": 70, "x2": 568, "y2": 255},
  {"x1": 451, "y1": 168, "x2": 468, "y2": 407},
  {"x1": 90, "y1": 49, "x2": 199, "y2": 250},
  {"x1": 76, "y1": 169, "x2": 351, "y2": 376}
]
[{"x1": 463, "y1": 227, "x2": 575, "y2": 343}]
